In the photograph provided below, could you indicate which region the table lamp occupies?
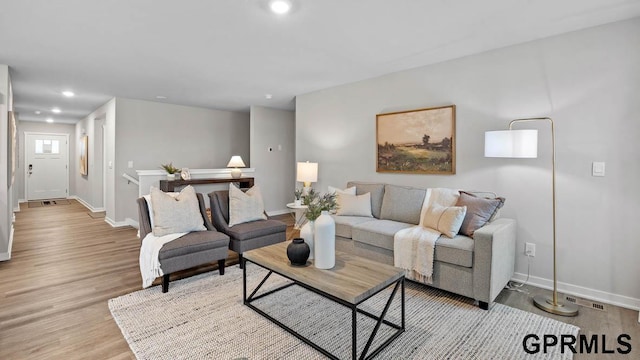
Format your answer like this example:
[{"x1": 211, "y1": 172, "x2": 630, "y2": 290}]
[
  {"x1": 227, "y1": 156, "x2": 246, "y2": 179},
  {"x1": 296, "y1": 161, "x2": 318, "y2": 195}
]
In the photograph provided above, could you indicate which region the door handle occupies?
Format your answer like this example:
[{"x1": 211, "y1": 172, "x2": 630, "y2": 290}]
[{"x1": 29, "y1": 164, "x2": 33, "y2": 170}]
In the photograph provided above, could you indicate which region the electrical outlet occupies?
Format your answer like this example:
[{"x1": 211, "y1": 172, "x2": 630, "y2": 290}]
[{"x1": 525, "y1": 242, "x2": 535, "y2": 257}]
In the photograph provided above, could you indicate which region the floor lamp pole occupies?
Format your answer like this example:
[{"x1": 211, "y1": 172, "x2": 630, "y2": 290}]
[{"x1": 509, "y1": 117, "x2": 578, "y2": 317}]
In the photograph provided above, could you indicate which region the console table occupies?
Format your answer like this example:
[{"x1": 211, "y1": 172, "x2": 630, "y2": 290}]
[{"x1": 159, "y1": 177, "x2": 254, "y2": 192}]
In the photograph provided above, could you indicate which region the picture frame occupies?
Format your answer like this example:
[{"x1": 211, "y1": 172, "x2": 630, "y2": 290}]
[
  {"x1": 80, "y1": 135, "x2": 88, "y2": 176},
  {"x1": 8, "y1": 111, "x2": 16, "y2": 188},
  {"x1": 376, "y1": 105, "x2": 456, "y2": 174},
  {"x1": 180, "y1": 168, "x2": 191, "y2": 180}
]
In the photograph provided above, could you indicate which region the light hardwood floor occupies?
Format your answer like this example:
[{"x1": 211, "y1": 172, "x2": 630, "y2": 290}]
[{"x1": 0, "y1": 200, "x2": 637, "y2": 359}]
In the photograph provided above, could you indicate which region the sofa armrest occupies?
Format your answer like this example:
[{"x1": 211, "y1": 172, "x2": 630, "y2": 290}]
[{"x1": 472, "y1": 218, "x2": 517, "y2": 304}]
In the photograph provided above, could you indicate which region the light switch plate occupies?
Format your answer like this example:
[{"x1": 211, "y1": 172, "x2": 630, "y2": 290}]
[
  {"x1": 127, "y1": 161, "x2": 134, "y2": 168},
  {"x1": 592, "y1": 162, "x2": 605, "y2": 177}
]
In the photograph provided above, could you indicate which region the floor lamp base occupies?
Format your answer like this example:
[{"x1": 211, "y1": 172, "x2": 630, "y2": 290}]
[{"x1": 533, "y1": 294, "x2": 579, "y2": 317}]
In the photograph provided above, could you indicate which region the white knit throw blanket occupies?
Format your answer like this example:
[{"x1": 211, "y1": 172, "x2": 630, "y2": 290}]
[
  {"x1": 393, "y1": 188, "x2": 460, "y2": 284},
  {"x1": 139, "y1": 232, "x2": 187, "y2": 288}
]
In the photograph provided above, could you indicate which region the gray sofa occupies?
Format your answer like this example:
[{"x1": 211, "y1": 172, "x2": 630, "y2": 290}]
[{"x1": 333, "y1": 181, "x2": 516, "y2": 309}]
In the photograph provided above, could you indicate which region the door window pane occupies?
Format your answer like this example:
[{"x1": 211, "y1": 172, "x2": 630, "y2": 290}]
[{"x1": 35, "y1": 139, "x2": 60, "y2": 154}]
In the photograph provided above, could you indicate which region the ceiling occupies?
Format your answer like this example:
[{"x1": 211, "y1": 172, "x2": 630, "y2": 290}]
[{"x1": 1, "y1": 0, "x2": 639, "y2": 124}]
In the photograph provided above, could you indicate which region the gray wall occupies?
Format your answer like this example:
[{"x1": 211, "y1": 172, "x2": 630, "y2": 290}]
[
  {"x1": 114, "y1": 98, "x2": 250, "y2": 223},
  {"x1": 15, "y1": 120, "x2": 76, "y2": 203},
  {"x1": 296, "y1": 19, "x2": 640, "y2": 307},
  {"x1": 249, "y1": 106, "x2": 295, "y2": 214}
]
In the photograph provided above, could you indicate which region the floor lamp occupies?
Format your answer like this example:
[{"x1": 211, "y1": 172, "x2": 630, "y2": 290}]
[{"x1": 485, "y1": 117, "x2": 578, "y2": 317}]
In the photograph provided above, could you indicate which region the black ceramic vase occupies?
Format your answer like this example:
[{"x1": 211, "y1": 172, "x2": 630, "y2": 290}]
[{"x1": 287, "y1": 238, "x2": 310, "y2": 266}]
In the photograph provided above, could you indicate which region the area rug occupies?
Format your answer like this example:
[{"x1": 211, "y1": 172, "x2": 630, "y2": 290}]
[{"x1": 109, "y1": 264, "x2": 579, "y2": 360}]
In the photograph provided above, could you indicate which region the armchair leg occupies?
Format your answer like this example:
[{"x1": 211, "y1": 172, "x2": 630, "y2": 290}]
[
  {"x1": 238, "y1": 254, "x2": 244, "y2": 269},
  {"x1": 218, "y1": 259, "x2": 225, "y2": 275},
  {"x1": 479, "y1": 301, "x2": 490, "y2": 310},
  {"x1": 162, "y1": 274, "x2": 170, "y2": 293}
]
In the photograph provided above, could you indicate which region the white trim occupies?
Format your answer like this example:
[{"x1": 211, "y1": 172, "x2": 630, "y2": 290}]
[
  {"x1": 0, "y1": 225, "x2": 14, "y2": 261},
  {"x1": 69, "y1": 195, "x2": 105, "y2": 213},
  {"x1": 24, "y1": 132, "x2": 70, "y2": 201},
  {"x1": 13, "y1": 198, "x2": 26, "y2": 212},
  {"x1": 266, "y1": 209, "x2": 290, "y2": 216},
  {"x1": 104, "y1": 217, "x2": 138, "y2": 228},
  {"x1": 512, "y1": 272, "x2": 640, "y2": 311}
]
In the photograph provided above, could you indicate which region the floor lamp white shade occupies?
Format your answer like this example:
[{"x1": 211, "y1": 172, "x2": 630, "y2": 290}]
[
  {"x1": 484, "y1": 118, "x2": 578, "y2": 317},
  {"x1": 297, "y1": 161, "x2": 318, "y2": 193},
  {"x1": 227, "y1": 155, "x2": 246, "y2": 179},
  {"x1": 485, "y1": 129, "x2": 538, "y2": 158}
]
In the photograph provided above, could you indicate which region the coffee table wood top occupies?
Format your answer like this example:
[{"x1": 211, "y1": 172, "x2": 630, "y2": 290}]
[{"x1": 244, "y1": 241, "x2": 404, "y2": 304}]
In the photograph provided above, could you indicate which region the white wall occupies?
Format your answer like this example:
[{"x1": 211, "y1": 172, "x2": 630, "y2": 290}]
[
  {"x1": 15, "y1": 121, "x2": 76, "y2": 204},
  {"x1": 113, "y1": 98, "x2": 250, "y2": 224},
  {"x1": 249, "y1": 106, "x2": 295, "y2": 214},
  {"x1": 296, "y1": 19, "x2": 640, "y2": 308}
]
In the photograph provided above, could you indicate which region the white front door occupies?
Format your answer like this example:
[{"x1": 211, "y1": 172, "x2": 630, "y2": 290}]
[{"x1": 25, "y1": 133, "x2": 69, "y2": 200}]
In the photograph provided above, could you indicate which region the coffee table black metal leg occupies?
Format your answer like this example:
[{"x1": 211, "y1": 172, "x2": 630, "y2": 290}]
[
  {"x1": 242, "y1": 258, "x2": 247, "y2": 304},
  {"x1": 352, "y1": 305, "x2": 358, "y2": 360}
]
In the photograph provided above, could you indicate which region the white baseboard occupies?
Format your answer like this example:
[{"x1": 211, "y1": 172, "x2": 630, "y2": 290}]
[
  {"x1": 0, "y1": 225, "x2": 14, "y2": 261},
  {"x1": 13, "y1": 199, "x2": 26, "y2": 212},
  {"x1": 267, "y1": 209, "x2": 291, "y2": 217},
  {"x1": 69, "y1": 195, "x2": 105, "y2": 213},
  {"x1": 512, "y1": 272, "x2": 640, "y2": 312},
  {"x1": 104, "y1": 216, "x2": 138, "y2": 229}
]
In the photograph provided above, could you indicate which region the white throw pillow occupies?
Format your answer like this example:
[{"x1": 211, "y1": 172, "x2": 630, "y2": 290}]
[
  {"x1": 228, "y1": 184, "x2": 268, "y2": 227},
  {"x1": 150, "y1": 185, "x2": 206, "y2": 236},
  {"x1": 144, "y1": 191, "x2": 179, "y2": 228},
  {"x1": 423, "y1": 204, "x2": 467, "y2": 238},
  {"x1": 336, "y1": 192, "x2": 373, "y2": 217},
  {"x1": 327, "y1": 185, "x2": 356, "y2": 195}
]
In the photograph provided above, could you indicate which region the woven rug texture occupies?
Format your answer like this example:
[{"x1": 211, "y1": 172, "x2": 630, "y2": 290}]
[{"x1": 109, "y1": 264, "x2": 579, "y2": 360}]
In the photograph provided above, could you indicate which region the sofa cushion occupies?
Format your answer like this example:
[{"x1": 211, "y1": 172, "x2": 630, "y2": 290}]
[
  {"x1": 352, "y1": 219, "x2": 413, "y2": 251},
  {"x1": 434, "y1": 235, "x2": 474, "y2": 268},
  {"x1": 347, "y1": 182, "x2": 385, "y2": 219},
  {"x1": 336, "y1": 193, "x2": 373, "y2": 217},
  {"x1": 159, "y1": 231, "x2": 229, "y2": 260},
  {"x1": 456, "y1": 191, "x2": 505, "y2": 238},
  {"x1": 333, "y1": 215, "x2": 376, "y2": 239},
  {"x1": 224, "y1": 219, "x2": 286, "y2": 241},
  {"x1": 228, "y1": 184, "x2": 267, "y2": 227},
  {"x1": 380, "y1": 184, "x2": 426, "y2": 225},
  {"x1": 423, "y1": 204, "x2": 467, "y2": 238}
]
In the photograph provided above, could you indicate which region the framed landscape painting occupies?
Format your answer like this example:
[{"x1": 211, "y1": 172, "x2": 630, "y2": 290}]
[
  {"x1": 80, "y1": 135, "x2": 88, "y2": 176},
  {"x1": 376, "y1": 105, "x2": 456, "y2": 174}
]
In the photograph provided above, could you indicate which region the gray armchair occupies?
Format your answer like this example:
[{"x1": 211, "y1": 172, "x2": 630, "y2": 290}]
[
  {"x1": 208, "y1": 190, "x2": 286, "y2": 268},
  {"x1": 137, "y1": 193, "x2": 230, "y2": 292}
]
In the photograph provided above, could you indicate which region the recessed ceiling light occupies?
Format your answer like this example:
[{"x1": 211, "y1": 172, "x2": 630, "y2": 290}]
[
  {"x1": 269, "y1": 0, "x2": 291, "y2": 14},
  {"x1": 62, "y1": 90, "x2": 75, "y2": 97},
  {"x1": 265, "y1": 94, "x2": 273, "y2": 99},
  {"x1": 46, "y1": 118, "x2": 54, "y2": 123},
  {"x1": 155, "y1": 95, "x2": 167, "y2": 99},
  {"x1": 35, "y1": 110, "x2": 41, "y2": 115},
  {"x1": 51, "y1": 108, "x2": 61, "y2": 114}
]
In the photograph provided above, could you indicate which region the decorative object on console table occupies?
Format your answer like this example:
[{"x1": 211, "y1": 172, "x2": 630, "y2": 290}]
[
  {"x1": 377, "y1": 105, "x2": 456, "y2": 175},
  {"x1": 160, "y1": 162, "x2": 181, "y2": 180},
  {"x1": 180, "y1": 168, "x2": 191, "y2": 180},
  {"x1": 485, "y1": 117, "x2": 578, "y2": 317},
  {"x1": 286, "y1": 238, "x2": 310, "y2": 266},
  {"x1": 296, "y1": 161, "x2": 318, "y2": 195},
  {"x1": 314, "y1": 211, "x2": 335, "y2": 269},
  {"x1": 227, "y1": 156, "x2": 246, "y2": 179}
]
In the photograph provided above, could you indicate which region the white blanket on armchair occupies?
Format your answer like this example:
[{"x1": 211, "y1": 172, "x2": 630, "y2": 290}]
[
  {"x1": 393, "y1": 188, "x2": 460, "y2": 284},
  {"x1": 139, "y1": 232, "x2": 187, "y2": 288}
]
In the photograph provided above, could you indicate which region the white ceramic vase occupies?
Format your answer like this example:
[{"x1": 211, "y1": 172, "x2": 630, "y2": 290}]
[
  {"x1": 314, "y1": 211, "x2": 335, "y2": 269},
  {"x1": 300, "y1": 220, "x2": 314, "y2": 260},
  {"x1": 167, "y1": 173, "x2": 176, "y2": 180}
]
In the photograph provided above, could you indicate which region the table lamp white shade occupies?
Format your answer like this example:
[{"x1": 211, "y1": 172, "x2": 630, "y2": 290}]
[
  {"x1": 484, "y1": 129, "x2": 538, "y2": 158},
  {"x1": 227, "y1": 155, "x2": 246, "y2": 178},
  {"x1": 296, "y1": 161, "x2": 318, "y2": 188}
]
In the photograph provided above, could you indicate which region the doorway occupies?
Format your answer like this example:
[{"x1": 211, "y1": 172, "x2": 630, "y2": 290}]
[{"x1": 25, "y1": 132, "x2": 69, "y2": 200}]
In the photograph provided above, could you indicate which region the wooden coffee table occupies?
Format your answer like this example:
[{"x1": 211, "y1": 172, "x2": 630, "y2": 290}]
[{"x1": 243, "y1": 241, "x2": 405, "y2": 360}]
